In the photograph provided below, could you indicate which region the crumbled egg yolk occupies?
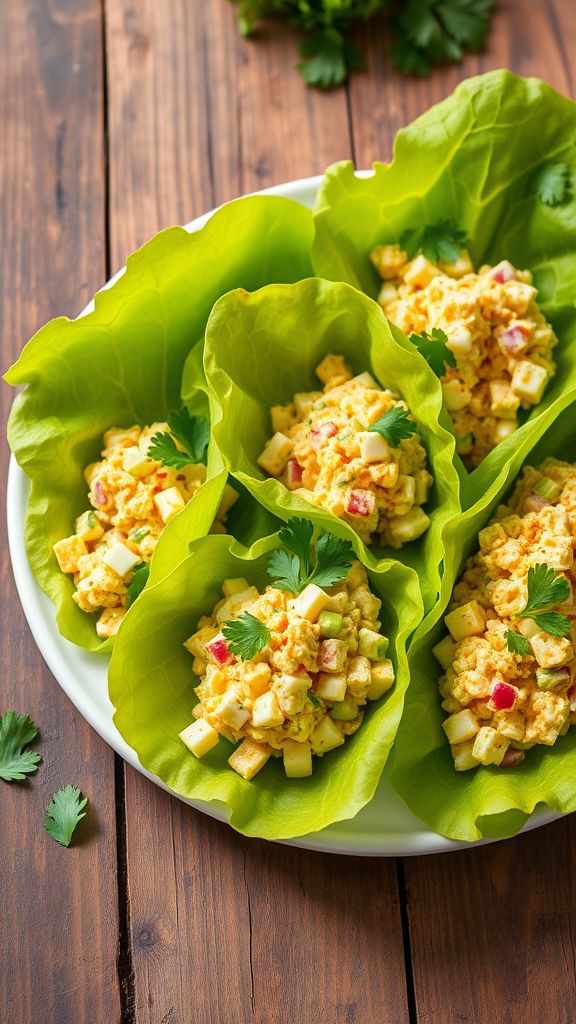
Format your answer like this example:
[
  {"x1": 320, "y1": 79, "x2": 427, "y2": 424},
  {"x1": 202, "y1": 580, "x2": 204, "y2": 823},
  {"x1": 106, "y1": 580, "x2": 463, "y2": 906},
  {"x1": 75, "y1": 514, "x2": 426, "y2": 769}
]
[
  {"x1": 371, "y1": 245, "x2": 557, "y2": 467},
  {"x1": 178, "y1": 562, "x2": 395, "y2": 780},
  {"x1": 53, "y1": 424, "x2": 238, "y2": 638},
  {"x1": 435, "y1": 458, "x2": 576, "y2": 771},
  {"x1": 256, "y1": 354, "x2": 432, "y2": 548}
]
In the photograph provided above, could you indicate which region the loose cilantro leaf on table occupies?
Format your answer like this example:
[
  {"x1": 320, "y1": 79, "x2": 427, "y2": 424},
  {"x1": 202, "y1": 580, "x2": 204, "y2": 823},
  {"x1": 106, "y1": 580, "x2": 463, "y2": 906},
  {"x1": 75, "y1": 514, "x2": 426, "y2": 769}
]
[
  {"x1": 369, "y1": 407, "x2": 418, "y2": 447},
  {"x1": 400, "y1": 220, "x2": 467, "y2": 264},
  {"x1": 391, "y1": 0, "x2": 493, "y2": 76},
  {"x1": 505, "y1": 630, "x2": 532, "y2": 656},
  {"x1": 268, "y1": 518, "x2": 354, "y2": 596},
  {"x1": 409, "y1": 328, "x2": 456, "y2": 378},
  {"x1": 44, "y1": 785, "x2": 88, "y2": 847},
  {"x1": 297, "y1": 31, "x2": 364, "y2": 89},
  {"x1": 533, "y1": 163, "x2": 570, "y2": 207},
  {"x1": 127, "y1": 562, "x2": 150, "y2": 607},
  {"x1": 511, "y1": 563, "x2": 571, "y2": 638},
  {"x1": 0, "y1": 711, "x2": 42, "y2": 782},
  {"x1": 148, "y1": 407, "x2": 210, "y2": 469},
  {"x1": 222, "y1": 612, "x2": 271, "y2": 661}
]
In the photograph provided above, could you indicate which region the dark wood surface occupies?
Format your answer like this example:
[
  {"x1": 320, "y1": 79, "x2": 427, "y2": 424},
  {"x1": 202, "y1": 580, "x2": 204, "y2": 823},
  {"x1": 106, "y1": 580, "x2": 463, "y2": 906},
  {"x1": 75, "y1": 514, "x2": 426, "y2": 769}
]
[{"x1": 1, "y1": 2, "x2": 575, "y2": 1022}]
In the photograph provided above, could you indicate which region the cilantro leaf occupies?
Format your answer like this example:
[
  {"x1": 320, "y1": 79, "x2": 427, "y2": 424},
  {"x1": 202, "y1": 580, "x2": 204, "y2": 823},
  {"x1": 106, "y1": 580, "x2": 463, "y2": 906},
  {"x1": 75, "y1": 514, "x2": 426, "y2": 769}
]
[
  {"x1": 297, "y1": 31, "x2": 364, "y2": 88},
  {"x1": 267, "y1": 549, "x2": 304, "y2": 595},
  {"x1": 307, "y1": 690, "x2": 323, "y2": 709},
  {"x1": 409, "y1": 328, "x2": 457, "y2": 377},
  {"x1": 310, "y1": 534, "x2": 355, "y2": 590},
  {"x1": 0, "y1": 711, "x2": 42, "y2": 782},
  {"x1": 148, "y1": 408, "x2": 210, "y2": 469},
  {"x1": 505, "y1": 630, "x2": 532, "y2": 656},
  {"x1": 278, "y1": 518, "x2": 314, "y2": 577},
  {"x1": 400, "y1": 220, "x2": 467, "y2": 264},
  {"x1": 392, "y1": 0, "x2": 493, "y2": 76},
  {"x1": 44, "y1": 785, "x2": 88, "y2": 847},
  {"x1": 127, "y1": 561, "x2": 150, "y2": 607},
  {"x1": 530, "y1": 611, "x2": 571, "y2": 638},
  {"x1": 533, "y1": 163, "x2": 570, "y2": 207},
  {"x1": 222, "y1": 613, "x2": 271, "y2": 661},
  {"x1": 521, "y1": 564, "x2": 570, "y2": 616},
  {"x1": 369, "y1": 407, "x2": 418, "y2": 447}
]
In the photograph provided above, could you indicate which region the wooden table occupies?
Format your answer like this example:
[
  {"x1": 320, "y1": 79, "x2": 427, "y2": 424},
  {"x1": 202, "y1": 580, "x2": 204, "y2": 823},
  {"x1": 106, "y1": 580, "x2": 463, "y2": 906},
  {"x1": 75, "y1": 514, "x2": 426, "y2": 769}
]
[{"x1": 2, "y1": 3, "x2": 575, "y2": 1022}]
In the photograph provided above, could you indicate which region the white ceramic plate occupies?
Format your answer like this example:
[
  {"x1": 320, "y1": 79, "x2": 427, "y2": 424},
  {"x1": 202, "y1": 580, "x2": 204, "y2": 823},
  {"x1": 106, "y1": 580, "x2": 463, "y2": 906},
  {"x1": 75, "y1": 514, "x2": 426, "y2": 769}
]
[{"x1": 7, "y1": 175, "x2": 562, "y2": 855}]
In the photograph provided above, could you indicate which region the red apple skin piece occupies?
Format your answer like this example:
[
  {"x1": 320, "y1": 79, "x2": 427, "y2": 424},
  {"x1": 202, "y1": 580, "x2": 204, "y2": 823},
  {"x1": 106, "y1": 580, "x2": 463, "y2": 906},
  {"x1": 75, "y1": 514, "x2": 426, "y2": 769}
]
[
  {"x1": 499, "y1": 325, "x2": 528, "y2": 355},
  {"x1": 491, "y1": 260, "x2": 516, "y2": 283},
  {"x1": 286, "y1": 459, "x2": 303, "y2": 487},
  {"x1": 524, "y1": 493, "x2": 549, "y2": 513},
  {"x1": 568, "y1": 685, "x2": 576, "y2": 712},
  {"x1": 346, "y1": 489, "x2": 375, "y2": 518},
  {"x1": 92, "y1": 479, "x2": 109, "y2": 508},
  {"x1": 488, "y1": 681, "x2": 517, "y2": 712},
  {"x1": 310, "y1": 422, "x2": 338, "y2": 444},
  {"x1": 206, "y1": 637, "x2": 233, "y2": 666}
]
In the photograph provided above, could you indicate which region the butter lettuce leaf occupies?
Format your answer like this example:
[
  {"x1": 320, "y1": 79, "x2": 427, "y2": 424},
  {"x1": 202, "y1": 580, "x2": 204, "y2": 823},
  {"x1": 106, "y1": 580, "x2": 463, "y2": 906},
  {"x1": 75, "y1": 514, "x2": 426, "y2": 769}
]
[
  {"x1": 5, "y1": 196, "x2": 312, "y2": 651},
  {"x1": 311, "y1": 70, "x2": 576, "y2": 508},
  {"x1": 202, "y1": 277, "x2": 462, "y2": 613},
  {"x1": 108, "y1": 529, "x2": 422, "y2": 839}
]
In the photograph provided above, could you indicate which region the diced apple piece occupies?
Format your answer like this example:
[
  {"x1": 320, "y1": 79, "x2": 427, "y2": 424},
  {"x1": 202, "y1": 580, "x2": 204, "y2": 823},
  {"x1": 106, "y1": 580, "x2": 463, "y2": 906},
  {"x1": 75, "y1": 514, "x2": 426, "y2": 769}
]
[
  {"x1": 53, "y1": 535, "x2": 88, "y2": 574},
  {"x1": 367, "y1": 660, "x2": 395, "y2": 699},
  {"x1": 488, "y1": 682, "x2": 518, "y2": 712},
  {"x1": 154, "y1": 485, "x2": 186, "y2": 523},
  {"x1": 403, "y1": 254, "x2": 440, "y2": 288},
  {"x1": 283, "y1": 740, "x2": 312, "y2": 778},
  {"x1": 222, "y1": 577, "x2": 250, "y2": 598},
  {"x1": 497, "y1": 325, "x2": 529, "y2": 356},
  {"x1": 279, "y1": 673, "x2": 311, "y2": 696},
  {"x1": 359, "y1": 432, "x2": 390, "y2": 463},
  {"x1": 293, "y1": 583, "x2": 331, "y2": 622},
  {"x1": 491, "y1": 260, "x2": 516, "y2": 283},
  {"x1": 102, "y1": 541, "x2": 140, "y2": 578},
  {"x1": 318, "y1": 639, "x2": 348, "y2": 673},
  {"x1": 452, "y1": 740, "x2": 480, "y2": 772},
  {"x1": 433, "y1": 635, "x2": 456, "y2": 670},
  {"x1": 442, "y1": 379, "x2": 472, "y2": 411},
  {"x1": 216, "y1": 586, "x2": 261, "y2": 624},
  {"x1": 228, "y1": 739, "x2": 271, "y2": 780},
  {"x1": 315, "y1": 672, "x2": 347, "y2": 702},
  {"x1": 388, "y1": 507, "x2": 430, "y2": 545},
  {"x1": 446, "y1": 327, "x2": 473, "y2": 357},
  {"x1": 96, "y1": 607, "x2": 126, "y2": 638},
  {"x1": 350, "y1": 371, "x2": 379, "y2": 389},
  {"x1": 214, "y1": 691, "x2": 250, "y2": 730},
  {"x1": 285, "y1": 459, "x2": 303, "y2": 490},
  {"x1": 445, "y1": 600, "x2": 486, "y2": 642},
  {"x1": 517, "y1": 617, "x2": 540, "y2": 639},
  {"x1": 75, "y1": 510, "x2": 104, "y2": 543},
  {"x1": 257, "y1": 432, "x2": 293, "y2": 476},
  {"x1": 378, "y1": 282, "x2": 398, "y2": 307},
  {"x1": 123, "y1": 445, "x2": 156, "y2": 479},
  {"x1": 83, "y1": 461, "x2": 101, "y2": 486},
  {"x1": 251, "y1": 691, "x2": 284, "y2": 728},
  {"x1": 530, "y1": 632, "x2": 573, "y2": 668},
  {"x1": 472, "y1": 727, "x2": 509, "y2": 766},
  {"x1": 358, "y1": 628, "x2": 389, "y2": 661},
  {"x1": 511, "y1": 361, "x2": 548, "y2": 405},
  {"x1": 489, "y1": 380, "x2": 520, "y2": 418},
  {"x1": 493, "y1": 419, "x2": 518, "y2": 444},
  {"x1": 206, "y1": 633, "x2": 234, "y2": 666},
  {"x1": 346, "y1": 489, "x2": 376, "y2": 518},
  {"x1": 179, "y1": 719, "x2": 220, "y2": 758},
  {"x1": 217, "y1": 484, "x2": 239, "y2": 520},
  {"x1": 294, "y1": 391, "x2": 322, "y2": 417},
  {"x1": 310, "y1": 716, "x2": 345, "y2": 755},
  {"x1": 184, "y1": 626, "x2": 219, "y2": 658},
  {"x1": 443, "y1": 709, "x2": 480, "y2": 745},
  {"x1": 271, "y1": 405, "x2": 294, "y2": 434}
]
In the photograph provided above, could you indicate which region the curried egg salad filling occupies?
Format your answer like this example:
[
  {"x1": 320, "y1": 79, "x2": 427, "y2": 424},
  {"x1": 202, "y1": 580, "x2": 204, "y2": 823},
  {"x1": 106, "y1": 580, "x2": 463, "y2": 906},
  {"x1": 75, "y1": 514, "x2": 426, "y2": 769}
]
[
  {"x1": 53, "y1": 421, "x2": 238, "y2": 638},
  {"x1": 371, "y1": 245, "x2": 557, "y2": 467},
  {"x1": 179, "y1": 555, "x2": 395, "y2": 781},
  {"x1": 257, "y1": 354, "x2": 432, "y2": 548},
  {"x1": 435, "y1": 459, "x2": 576, "y2": 771}
]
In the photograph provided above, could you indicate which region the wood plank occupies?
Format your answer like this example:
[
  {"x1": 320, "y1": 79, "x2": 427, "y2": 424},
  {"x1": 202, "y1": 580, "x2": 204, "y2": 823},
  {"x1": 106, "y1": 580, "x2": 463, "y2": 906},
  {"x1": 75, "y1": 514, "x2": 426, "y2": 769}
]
[
  {"x1": 0, "y1": 2, "x2": 120, "y2": 1022},
  {"x1": 105, "y1": 3, "x2": 409, "y2": 1021}
]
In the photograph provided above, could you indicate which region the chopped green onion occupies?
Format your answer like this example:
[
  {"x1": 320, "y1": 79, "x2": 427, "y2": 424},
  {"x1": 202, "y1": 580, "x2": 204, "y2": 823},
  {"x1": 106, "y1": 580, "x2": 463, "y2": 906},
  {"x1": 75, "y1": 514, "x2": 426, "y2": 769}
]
[
  {"x1": 129, "y1": 526, "x2": 151, "y2": 544},
  {"x1": 533, "y1": 476, "x2": 562, "y2": 502},
  {"x1": 317, "y1": 611, "x2": 344, "y2": 638},
  {"x1": 87, "y1": 511, "x2": 98, "y2": 529}
]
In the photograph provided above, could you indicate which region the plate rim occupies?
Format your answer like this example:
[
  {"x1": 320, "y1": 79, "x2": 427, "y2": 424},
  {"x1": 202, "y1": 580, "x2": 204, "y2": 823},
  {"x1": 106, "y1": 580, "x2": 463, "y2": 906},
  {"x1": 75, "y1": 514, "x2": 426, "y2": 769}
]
[{"x1": 6, "y1": 174, "x2": 564, "y2": 856}]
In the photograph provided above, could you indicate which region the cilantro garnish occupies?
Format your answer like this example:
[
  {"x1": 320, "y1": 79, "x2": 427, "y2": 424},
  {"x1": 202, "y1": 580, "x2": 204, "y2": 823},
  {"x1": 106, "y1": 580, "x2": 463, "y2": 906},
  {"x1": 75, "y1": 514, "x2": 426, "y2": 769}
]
[
  {"x1": 222, "y1": 612, "x2": 271, "y2": 661},
  {"x1": 391, "y1": 0, "x2": 493, "y2": 77},
  {"x1": 297, "y1": 31, "x2": 364, "y2": 88},
  {"x1": 400, "y1": 220, "x2": 467, "y2": 264},
  {"x1": 268, "y1": 518, "x2": 354, "y2": 596},
  {"x1": 307, "y1": 690, "x2": 323, "y2": 710},
  {"x1": 511, "y1": 563, "x2": 571, "y2": 638},
  {"x1": 0, "y1": 711, "x2": 42, "y2": 782},
  {"x1": 127, "y1": 561, "x2": 150, "y2": 607},
  {"x1": 369, "y1": 407, "x2": 418, "y2": 447},
  {"x1": 44, "y1": 785, "x2": 88, "y2": 847},
  {"x1": 409, "y1": 328, "x2": 456, "y2": 378},
  {"x1": 533, "y1": 163, "x2": 571, "y2": 207},
  {"x1": 505, "y1": 630, "x2": 532, "y2": 656},
  {"x1": 148, "y1": 407, "x2": 210, "y2": 469}
]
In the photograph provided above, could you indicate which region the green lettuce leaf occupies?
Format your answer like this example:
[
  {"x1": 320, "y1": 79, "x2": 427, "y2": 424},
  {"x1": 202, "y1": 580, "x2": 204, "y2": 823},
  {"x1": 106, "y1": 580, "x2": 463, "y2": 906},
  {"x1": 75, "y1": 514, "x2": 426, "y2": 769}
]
[
  {"x1": 311, "y1": 70, "x2": 576, "y2": 507},
  {"x1": 391, "y1": 396, "x2": 576, "y2": 841},
  {"x1": 108, "y1": 529, "x2": 423, "y2": 839},
  {"x1": 5, "y1": 196, "x2": 312, "y2": 651},
  {"x1": 202, "y1": 277, "x2": 462, "y2": 613}
]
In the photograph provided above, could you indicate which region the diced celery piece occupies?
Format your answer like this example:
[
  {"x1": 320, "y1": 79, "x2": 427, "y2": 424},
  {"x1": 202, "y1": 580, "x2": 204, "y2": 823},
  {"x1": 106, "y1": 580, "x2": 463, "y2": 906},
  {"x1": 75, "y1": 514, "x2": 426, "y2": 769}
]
[
  {"x1": 536, "y1": 667, "x2": 569, "y2": 690},
  {"x1": 330, "y1": 700, "x2": 359, "y2": 722},
  {"x1": 129, "y1": 525, "x2": 151, "y2": 543},
  {"x1": 533, "y1": 476, "x2": 562, "y2": 502},
  {"x1": 317, "y1": 611, "x2": 344, "y2": 639},
  {"x1": 358, "y1": 628, "x2": 389, "y2": 661}
]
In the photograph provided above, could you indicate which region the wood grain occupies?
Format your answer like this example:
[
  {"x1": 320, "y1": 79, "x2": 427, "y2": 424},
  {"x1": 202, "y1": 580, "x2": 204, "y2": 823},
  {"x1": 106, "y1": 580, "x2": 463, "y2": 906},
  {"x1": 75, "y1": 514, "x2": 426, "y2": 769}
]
[{"x1": 0, "y1": 2, "x2": 121, "y2": 1022}]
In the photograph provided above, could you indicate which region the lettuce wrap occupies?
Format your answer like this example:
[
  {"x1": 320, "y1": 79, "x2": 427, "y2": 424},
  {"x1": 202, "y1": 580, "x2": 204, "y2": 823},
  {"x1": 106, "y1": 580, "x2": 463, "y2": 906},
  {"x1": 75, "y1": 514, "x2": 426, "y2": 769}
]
[
  {"x1": 392, "y1": 396, "x2": 576, "y2": 841},
  {"x1": 5, "y1": 196, "x2": 311, "y2": 651},
  {"x1": 108, "y1": 529, "x2": 423, "y2": 839},
  {"x1": 311, "y1": 70, "x2": 576, "y2": 508},
  {"x1": 202, "y1": 277, "x2": 461, "y2": 613}
]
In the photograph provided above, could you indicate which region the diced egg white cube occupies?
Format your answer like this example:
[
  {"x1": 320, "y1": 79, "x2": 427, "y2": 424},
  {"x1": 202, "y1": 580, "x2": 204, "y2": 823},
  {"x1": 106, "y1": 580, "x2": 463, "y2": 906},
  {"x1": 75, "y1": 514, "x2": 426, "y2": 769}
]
[
  {"x1": 53, "y1": 535, "x2": 88, "y2": 574},
  {"x1": 257, "y1": 432, "x2": 293, "y2": 476},
  {"x1": 489, "y1": 380, "x2": 520, "y2": 418},
  {"x1": 294, "y1": 391, "x2": 322, "y2": 417},
  {"x1": 283, "y1": 741, "x2": 313, "y2": 778},
  {"x1": 228, "y1": 739, "x2": 271, "y2": 780},
  {"x1": 183, "y1": 626, "x2": 218, "y2": 658},
  {"x1": 452, "y1": 740, "x2": 480, "y2": 772},
  {"x1": 511, "y1": 361, "x2": 548, "y2": 405},
  {"x1": 310, "y1": 716, "x2": 345, "y2": 755},
  {"x1": 214, "y1": 691, "x2": 250, "y2": 731},
  {"x1": 123, "y1": 445, "x2": 156, "y2": 479},
  {"x1": 359, "y1": 431, "x2": 389, "y2": 463},
  {"x1": 154, "y1": 486, "x2": 186, "y2": 523},
  {"x1": 446, "y1": 326, "x2": 473, "y2": 357},
  {"x1": 403, "y1": 255, "x2": 440, "y2": 288},
  {"x1": 530, "y1": 632, "x2": 573, "y2": 669},
  {"x1": 293, "y1": 583, "x2": 331, "y2": 622},
  {"x1": 377, "y1": 283, "x2": 398, "y2": 307},
  {"x1": 315, "y1": 672, "x2": 347, "y2": 702},
  {"x1": 75, "y1": 511, "x2": 104, "y2": 543},
  {"x1": 442, "y1": 379, "x2": 472, "y2": 411},
  {"x1": 251, "y1": 691, "x2": 284, "y2": 728},
  {"x1": 445, "y1": 601, "x2": 486, "y2": 642},
  {"x1": 493, "y1": 419, "x2": 518, "y2": 444},
  {"x1": 179, "y1": 719, "x2": 220, "y2": 758},
  {"x1": 349, "y1": 371, "x2": 379, "y2": 390},
  {"x1": 442, "y1": 709, "x2": 479, "y2": 745},
  {"x1": 217, "y1": 484, "x2": 239, "y2": 520},
  {"x1": 102, "y1": 541, "x2": 140, "y2": 578}
]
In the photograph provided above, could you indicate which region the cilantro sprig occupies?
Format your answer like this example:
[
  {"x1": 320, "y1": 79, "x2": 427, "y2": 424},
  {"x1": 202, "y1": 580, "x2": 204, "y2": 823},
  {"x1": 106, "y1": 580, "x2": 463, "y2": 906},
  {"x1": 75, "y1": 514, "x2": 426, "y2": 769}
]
[
  {"x1": 504, "y1": 630, "x2": 532, "y2": 657},
  {"x1": 369, "y1": 407, "x2": 418, "y2": 447},
  {"x1": 148, "y1": 407, "x2": 210, "y2": 470},
  {"x1": 0, "y1": 711, "x2": 42, "y2": 782},
  {"x1": 400, "y1": 220, "x2": 467, "y2": 264},
  {"x1": 533, "y1": 163, "x2": 571, "y2": 207},
  {"x1": 127, "y1": 562, "x2": 150, "y2": 607},
  {"x1": 44, "y1": 785, "x2": 89, "y2": 847},
  {"x1": 267, "y1": 518, "x2": 355, "y2": 596},
  {"x1": 391, "y1": 0, "x2": 493, "y2": 77},
  {"x1": 505, "y1": 563, "x2": 571, "y2": 652},
  {"x1": 222, "y1": 612, "x2": 271, "y2": 661},
  {"x1": 409, "y1": 328, "x2": 456, "y2": 378}
]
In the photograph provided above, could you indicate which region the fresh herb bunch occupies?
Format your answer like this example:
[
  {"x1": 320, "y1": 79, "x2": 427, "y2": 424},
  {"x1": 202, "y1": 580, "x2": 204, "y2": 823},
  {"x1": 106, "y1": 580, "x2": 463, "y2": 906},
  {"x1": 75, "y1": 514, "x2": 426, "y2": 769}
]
[{"x1": 232, "y1": 0, "x2": 494, "y2": 88}]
